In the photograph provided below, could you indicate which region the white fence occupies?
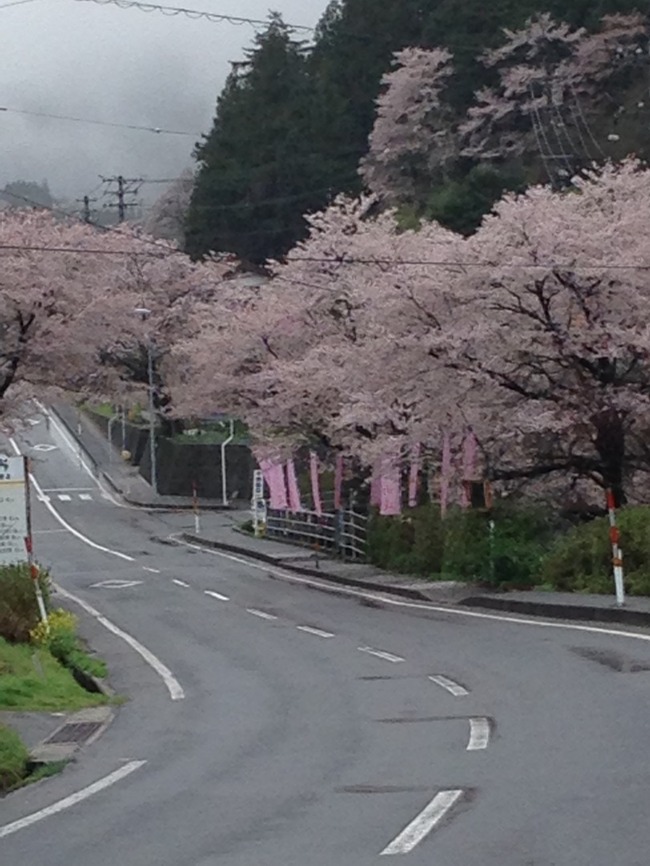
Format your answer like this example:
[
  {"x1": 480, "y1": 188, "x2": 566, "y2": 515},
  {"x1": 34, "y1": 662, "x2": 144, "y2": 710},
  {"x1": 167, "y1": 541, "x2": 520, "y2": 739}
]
[{"x1": 265, "y1": 507, "x2": 368, "y2": 560}]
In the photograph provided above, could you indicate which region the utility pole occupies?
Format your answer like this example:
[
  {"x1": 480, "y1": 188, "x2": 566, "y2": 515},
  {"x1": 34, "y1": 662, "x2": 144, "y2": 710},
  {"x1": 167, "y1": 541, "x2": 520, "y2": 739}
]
[
  {"x1": 76, "y1": 194, "x2": 97, "y2": 223},
  {"x1": 101, "y1": 175, "x2": 143, "y2": 223}
]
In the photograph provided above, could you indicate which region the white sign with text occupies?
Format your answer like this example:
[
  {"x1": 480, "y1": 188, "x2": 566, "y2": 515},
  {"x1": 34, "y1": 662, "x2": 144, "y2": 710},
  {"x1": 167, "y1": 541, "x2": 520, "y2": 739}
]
[{"x1": 0, "y1": 456, "x2": 28, "y2": 565}]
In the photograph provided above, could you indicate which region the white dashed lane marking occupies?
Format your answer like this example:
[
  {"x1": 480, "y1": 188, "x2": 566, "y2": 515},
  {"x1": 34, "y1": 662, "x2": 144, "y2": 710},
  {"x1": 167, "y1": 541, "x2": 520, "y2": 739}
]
[
  {"x1": 57, "y1": 494, "x2": 72, "y2": 501},
  {"x1": 428, "y1": 675, "x2": 468, "y2": 697},
  {"x1": 247, "y1": 609, "x2": 278, "y2": 621},
  {"x1": 358, "y1": 646, "x2": 404, "y2": 664},
  {"x1": 204, "y1": 590, "x2": 230, "y2": 602},
  {"x1": 467, "y1": 718, "x2": 490, "y2": 751},
  {"x1": 296, "y1": 625, "x2": 334, "y2": 638},
  {"x1": 173, "y1": 579, "x2": 190, "y2": 588},
  {"x1": 380, "y1": 789, "x2": 465, "y2": 855}
]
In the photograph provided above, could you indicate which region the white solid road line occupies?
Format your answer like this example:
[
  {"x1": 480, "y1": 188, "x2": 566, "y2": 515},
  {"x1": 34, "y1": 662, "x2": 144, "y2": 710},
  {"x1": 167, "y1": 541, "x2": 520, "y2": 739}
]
[
  {"x1": 0, "y1": 760, "x2": 147, "y2": 840},
  {"x1": 296, "y1": 625, "x2": 335, "y2": 638},
  {"x1": 358, "y1": 646, "x2": 404, "y2": 663},
  {"x1": 247, "y1": 608, "x2": 278, "y2": 621},
  {"x1": 380, "y1": 789, "x2": 465, "y2": 856},
  {"x1": 428, "y1": 675, "x2": 469, "y2": 697},
  {"x1": 9, "y1": 439, "x2": 135, "y2": 563},
  {"x1": 174, "y1": 537, "x2": 650, "y2": 647},
  {"x1": 173, "y1": 579, "x2": 190, "y2": 588},
  {"x1": 205, "y1": 589, "x2": 230, "y2": 601},
  {"x1": 56, "y1": 584, "x2": 185, "y2": 701},
  {"x1": 467, "y1": 717, "x2": 491, "y2": 751}
]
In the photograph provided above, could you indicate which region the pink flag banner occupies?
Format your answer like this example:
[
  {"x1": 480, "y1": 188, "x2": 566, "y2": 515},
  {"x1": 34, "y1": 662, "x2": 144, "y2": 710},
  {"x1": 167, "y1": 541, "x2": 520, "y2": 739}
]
[
  {"x1": 379, "y1": 455, "x2": 402, "y2": 516},
  {"x1": 334, "y1": 454, "x2": 344, "y2": 511},
  {"x1": 286, "y1": 459, "x2": 303, "y2": 512},
  {"x1": 309, "y1": 451, "x2": 323, "y2": 516},
  {"x1": 440, "y1": 432, "x2": 452, "y2": 518},
  {"x1": 260, "y1": 460, "x2": 288, "y2": 510},
  {"x1": 408, "y1": 443, "x2": 421, "y2": 508},
  {"x1": 461, "y1": 430, "x2": 479, "y2": 509}
]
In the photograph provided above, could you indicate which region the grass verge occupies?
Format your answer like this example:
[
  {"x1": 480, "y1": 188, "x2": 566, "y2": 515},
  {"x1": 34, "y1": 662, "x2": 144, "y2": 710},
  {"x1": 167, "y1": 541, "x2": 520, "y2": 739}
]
[
  {"x1": 0, "y1": 724, "x2": 29, "y2": 793},
  {"x1": 0, "y1": 637, "x2": 107, "y2": 712}
]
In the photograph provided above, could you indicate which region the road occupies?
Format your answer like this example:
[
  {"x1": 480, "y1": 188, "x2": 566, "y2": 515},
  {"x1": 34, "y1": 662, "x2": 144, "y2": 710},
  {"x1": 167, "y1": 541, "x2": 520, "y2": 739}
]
[{"x1": 2, "y1": 414, "x2": 650, "y2": 865}]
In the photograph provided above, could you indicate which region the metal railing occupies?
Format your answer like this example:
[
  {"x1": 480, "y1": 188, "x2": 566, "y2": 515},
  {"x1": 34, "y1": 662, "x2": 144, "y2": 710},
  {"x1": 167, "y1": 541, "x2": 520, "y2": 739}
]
[{"x1": 265, "y1": 507, "x2": 368, "y2": 560}]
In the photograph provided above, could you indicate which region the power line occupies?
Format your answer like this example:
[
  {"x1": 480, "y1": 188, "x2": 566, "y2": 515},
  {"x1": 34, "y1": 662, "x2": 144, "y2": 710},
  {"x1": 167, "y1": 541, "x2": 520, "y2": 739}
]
[
  {"x1": 0, "y1": 0, "x2": 40, "y2": 7},
  {"x1": 0, "y1": 105, "x2": 199, "y2": 136},
  {"x1": 73, "y1": 0, "x2": 315, "y2": 32}
]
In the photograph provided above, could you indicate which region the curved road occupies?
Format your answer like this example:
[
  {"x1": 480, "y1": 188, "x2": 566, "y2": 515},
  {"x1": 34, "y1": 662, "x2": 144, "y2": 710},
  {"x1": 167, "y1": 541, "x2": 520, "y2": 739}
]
[{"x1": 2, "y1": 416, "x2": 650, "y2": 865}]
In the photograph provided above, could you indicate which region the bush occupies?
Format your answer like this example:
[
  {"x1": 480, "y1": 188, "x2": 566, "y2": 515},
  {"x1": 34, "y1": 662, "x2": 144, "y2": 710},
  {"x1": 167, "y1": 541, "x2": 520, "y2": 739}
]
[
  {"x1": 367, "y1": 501, "x2": 561, "y2": 588},
  {"x1": 0, "y1": 564, "x2": 50, "y2": 643},
  {"x1": 540, "y1": 506, "x2": 650, "y2": 595},
  {"x1": 30, "y1": 608, "x2": 107, "y2": 679},
  {"x1": 0, "y1": 724, "x2": 29, "y2": 793}
]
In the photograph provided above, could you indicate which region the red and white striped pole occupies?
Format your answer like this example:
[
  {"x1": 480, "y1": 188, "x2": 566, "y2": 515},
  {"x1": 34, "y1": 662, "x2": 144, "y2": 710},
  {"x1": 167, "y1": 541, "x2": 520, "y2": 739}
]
[{"x1": 606, "y1": 488, "x2": 625, "y2": 607}]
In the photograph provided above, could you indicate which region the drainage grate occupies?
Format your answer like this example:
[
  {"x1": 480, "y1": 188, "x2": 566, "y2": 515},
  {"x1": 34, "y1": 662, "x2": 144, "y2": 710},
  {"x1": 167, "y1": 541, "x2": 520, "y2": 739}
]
[{"x1": 45, "y1": 721, "x2": 103, "y2": 744}]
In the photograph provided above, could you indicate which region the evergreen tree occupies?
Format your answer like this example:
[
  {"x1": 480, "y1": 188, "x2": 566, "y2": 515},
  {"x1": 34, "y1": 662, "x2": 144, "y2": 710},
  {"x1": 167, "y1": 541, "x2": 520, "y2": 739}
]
[{"x1": 185, "y1": 14, "x2": 334, "y2": 265}]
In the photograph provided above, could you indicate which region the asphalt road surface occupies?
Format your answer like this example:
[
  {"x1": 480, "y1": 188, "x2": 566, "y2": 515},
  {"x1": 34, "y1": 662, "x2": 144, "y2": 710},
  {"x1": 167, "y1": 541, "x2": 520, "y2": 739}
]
[{"x1": 2, "y1": 414, "x2": 650, "y2": 865}]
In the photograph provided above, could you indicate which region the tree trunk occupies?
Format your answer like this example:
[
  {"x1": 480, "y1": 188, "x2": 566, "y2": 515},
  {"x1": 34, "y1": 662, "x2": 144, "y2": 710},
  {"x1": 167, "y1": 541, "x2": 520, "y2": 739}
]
[{"x1": 592, "y1": 408, "x2": 626, "y2": 507}]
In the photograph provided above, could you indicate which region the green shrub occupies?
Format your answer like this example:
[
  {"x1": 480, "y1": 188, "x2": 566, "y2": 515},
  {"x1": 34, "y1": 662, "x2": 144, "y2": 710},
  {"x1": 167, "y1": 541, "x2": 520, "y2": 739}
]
[
  {"x1": 0, "y1": 724, "x2": 29, "y2": 792},
  {"x1": 31, "y1": 608, "x2": 107, "y2": 679},
  {"x1": 0, "y1": 564, "x2": 50, "y2": 643},
  {"x1": 367, "y1": 501, "x2": 559, "y2": 588},
  {"x1": 540, "y1": 506, "x2": 650, "y2": 595}
]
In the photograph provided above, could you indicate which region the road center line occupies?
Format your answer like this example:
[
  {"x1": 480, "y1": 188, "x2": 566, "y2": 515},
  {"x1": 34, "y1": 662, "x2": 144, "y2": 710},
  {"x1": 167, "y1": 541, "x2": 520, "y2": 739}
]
[
  {"x1": 428, "y1": 675, "x2": 468, "y2": 697},
  {"x1": 9, "y1": 439, "x2": 134, "y2": 563},
  {"x1": 358, "y1": 646, "x2": 404, "y2": 663},
  {"x1": 55, "y1": 584, "x2": 184, "y2": 701},
  {"x1": 247, "y1": 608, "x2": 278, "y2": 621},
  {"x1": 173, "y1": 536, "x2": 650, "y2": 647},
  {"x1": 0, "y1": 760, "x2": 147, "y2": 840},
  {"x1": 205, "y1": 590, "x2": 230, "y2": 601},
  {"x1": 467, "y1": 717, "x2": 490, "y2": 751},
  {"x1": 380, "y1": 789, "x2": 465, "y2": 855},
  {"x1": 173, "y1": 579, "x2": 190, "y2": 588},
  {"x1": 296, "y1": 625, "x2": 334, "y2": 638}
]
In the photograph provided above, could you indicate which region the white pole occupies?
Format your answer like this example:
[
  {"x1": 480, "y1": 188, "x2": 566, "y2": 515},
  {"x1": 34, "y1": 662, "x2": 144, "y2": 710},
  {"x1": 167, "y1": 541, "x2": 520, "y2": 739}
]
[
  {"x1": 221, "y1": 418, "x2": 235, "y2": 506},
  {"x1": 147, "y1": 341, "x2": 158, "y2": 495},
  {"x1": 606, "y1": 488, "x2": 625, "y2": 607}
]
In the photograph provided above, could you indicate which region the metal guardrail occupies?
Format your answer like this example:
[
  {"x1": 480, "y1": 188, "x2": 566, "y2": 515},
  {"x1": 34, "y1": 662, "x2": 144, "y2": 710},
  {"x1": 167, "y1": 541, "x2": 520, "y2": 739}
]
[{"x1": 265, "y1": 507, "x2": 368, "y2": 560}]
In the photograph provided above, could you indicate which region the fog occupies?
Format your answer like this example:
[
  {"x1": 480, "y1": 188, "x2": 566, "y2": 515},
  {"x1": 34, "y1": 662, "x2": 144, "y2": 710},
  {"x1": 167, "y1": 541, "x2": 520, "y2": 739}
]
[{"x1": 0, "y1": 0, "x2": 330, "y2": 205}]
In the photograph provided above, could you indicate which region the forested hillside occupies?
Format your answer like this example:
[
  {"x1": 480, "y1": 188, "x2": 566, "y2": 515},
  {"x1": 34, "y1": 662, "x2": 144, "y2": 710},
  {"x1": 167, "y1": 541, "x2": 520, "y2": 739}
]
[{"x1": 186, "y1": 0, "x2": 648, "y2": 264}]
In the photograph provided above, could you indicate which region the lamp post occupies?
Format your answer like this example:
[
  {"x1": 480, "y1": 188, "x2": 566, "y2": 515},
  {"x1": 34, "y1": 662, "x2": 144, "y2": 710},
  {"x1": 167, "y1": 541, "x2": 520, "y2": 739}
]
[{"x1": 134, "y1": 307, "x2": 158, "y2": 495}]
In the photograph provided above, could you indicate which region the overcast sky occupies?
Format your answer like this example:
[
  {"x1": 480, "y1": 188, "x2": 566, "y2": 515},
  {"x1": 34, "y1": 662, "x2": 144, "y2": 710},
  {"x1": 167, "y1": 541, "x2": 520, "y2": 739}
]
[{"x1": 0, "y1": 0, "x2": 330, "y2": 205}]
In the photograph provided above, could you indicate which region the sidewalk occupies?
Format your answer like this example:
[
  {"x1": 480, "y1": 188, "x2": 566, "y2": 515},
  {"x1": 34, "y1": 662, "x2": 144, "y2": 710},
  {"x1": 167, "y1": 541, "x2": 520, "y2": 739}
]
[
  {"x1": 182, "y1": 512, "x2": 650, "y2": 627},
  {"x1": 51, "y1": 402, "x2": 239, "y2": 511}
]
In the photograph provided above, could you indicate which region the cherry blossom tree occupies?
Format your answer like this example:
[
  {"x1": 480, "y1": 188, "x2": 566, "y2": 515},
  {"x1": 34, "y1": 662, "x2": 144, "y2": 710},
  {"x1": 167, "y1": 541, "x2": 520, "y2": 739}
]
[
  {"x1": 459, "y1": 13, "x2": 650, "y2": 180},
  {"x1": 425, "y1": 158, "x2": 650, "y2": 506},
  {"x1": 142, "y1": 170, "x2": 194, "y2": 244},
  {"x1": 359, "y1": 47, "x2": 456, "y2": 204},
  {"x1": 0, "y1": 209, "x2": 232, "y2": 420}
]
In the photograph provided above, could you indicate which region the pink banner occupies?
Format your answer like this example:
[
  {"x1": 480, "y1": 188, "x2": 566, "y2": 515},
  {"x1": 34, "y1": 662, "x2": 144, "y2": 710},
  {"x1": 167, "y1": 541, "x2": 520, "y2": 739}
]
[
  {"x1": 334, "y1": 454, "x2": 344, "y2": 510},
  {"x1": 440, "y1": 432, "x2": 452, "y2": 518},
  {"x1": 286, "y1": 459, "x2": 302, "y2": 512},
  {"x1": 380, "y1": 455, "x2": 402, "y2": 516},
  {"x1": 309, "y1": 451, "x2": 323, "y2": 516},
  {"x1": 408, "y1": 443, "x2": 421, "y2": 508},
  {"x1": 260, "y1": 460, "x2": 288, "y2": 510}
]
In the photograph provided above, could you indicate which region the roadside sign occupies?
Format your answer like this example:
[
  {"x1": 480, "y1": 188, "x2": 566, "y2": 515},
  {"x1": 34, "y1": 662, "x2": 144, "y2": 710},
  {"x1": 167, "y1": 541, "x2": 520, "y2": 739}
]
[
  {"x1": 0, "y1": 455, "x2": 29, "y2": 565},
  {"x1": 253, "y1": 469, "x2": 264, "y2": 500}
]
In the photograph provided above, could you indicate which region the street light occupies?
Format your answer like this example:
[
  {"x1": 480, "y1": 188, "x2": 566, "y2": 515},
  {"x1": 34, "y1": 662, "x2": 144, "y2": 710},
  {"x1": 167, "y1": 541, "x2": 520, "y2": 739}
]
[{"x1": 134, "y1": 307, "x2": 158, "y2": 495}]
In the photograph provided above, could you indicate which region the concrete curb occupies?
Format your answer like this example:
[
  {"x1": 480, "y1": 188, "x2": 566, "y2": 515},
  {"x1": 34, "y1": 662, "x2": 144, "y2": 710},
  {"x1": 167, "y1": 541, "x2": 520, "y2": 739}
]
[
  {"x1": 459, "y1": 595, "x2": 650, "y2": 627},
  {"x1": 180, "y1": 532, "x2": 435, "y2": 602}
]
